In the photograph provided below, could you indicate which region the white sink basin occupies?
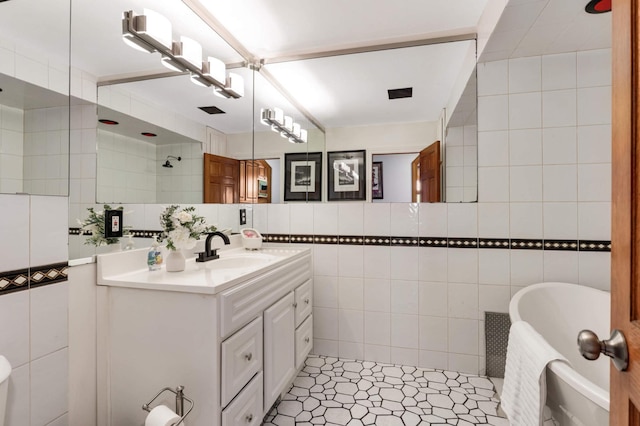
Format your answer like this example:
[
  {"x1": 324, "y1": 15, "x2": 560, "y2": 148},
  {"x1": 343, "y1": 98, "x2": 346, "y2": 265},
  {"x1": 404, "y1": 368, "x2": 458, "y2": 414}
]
[{"x1": 207, "y1": 252, "x2": 278, "y2": 270}]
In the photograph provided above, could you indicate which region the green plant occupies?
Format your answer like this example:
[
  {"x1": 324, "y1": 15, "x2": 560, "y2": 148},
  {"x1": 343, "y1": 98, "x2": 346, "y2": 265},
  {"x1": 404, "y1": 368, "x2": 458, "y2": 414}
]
[{"x1": 77, "y1": 205, "x2": 129, "y2": 247}]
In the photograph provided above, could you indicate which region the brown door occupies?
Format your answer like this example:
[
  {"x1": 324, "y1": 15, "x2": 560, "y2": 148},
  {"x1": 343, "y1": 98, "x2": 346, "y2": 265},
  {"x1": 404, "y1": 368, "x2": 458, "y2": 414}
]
[
  {"x1": 611, "y1": 0, "x2": 640, "y2": 423},
  {"x1": 417, "y1": 141, "x2": 441, "y2": 203},
  {"x1": 203, "y1": 153, "x2": 239, "y2": 204}
]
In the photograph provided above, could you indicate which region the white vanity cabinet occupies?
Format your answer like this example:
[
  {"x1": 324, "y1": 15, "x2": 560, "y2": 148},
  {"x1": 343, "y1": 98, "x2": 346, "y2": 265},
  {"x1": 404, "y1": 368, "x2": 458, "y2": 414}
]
[
  {"x1": 97, "y1": 246, "x2": 312, "y2": 426},
  {"x1": 262, "y1": 280, "x2": 313, "y2": 412}
]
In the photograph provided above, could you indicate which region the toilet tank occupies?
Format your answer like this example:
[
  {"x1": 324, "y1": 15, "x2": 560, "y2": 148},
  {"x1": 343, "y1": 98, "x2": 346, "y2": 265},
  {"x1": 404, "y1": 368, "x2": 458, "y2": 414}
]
[{"x1": 0, "y1": 356, "x2": 11, "y2": 426}]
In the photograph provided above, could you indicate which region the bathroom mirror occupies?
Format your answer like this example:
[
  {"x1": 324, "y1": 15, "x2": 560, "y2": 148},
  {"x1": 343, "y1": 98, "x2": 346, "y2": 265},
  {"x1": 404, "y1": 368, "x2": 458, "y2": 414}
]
[
  {"x1": 0, "y1": 0, "x2": 71, "y2": 196},
  {"x1": 444, "y1": 68, "x2": 478, "y2": 202},
  {"x1": 93, "y1": 37, "x2": 477, "y2": 205}
]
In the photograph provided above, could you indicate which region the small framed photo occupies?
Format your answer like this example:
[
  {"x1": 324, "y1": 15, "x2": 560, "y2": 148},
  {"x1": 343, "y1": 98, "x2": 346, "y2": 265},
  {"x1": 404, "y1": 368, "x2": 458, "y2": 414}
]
[
  {"x1": 284, "y1": 152, "x2": 322, "y2": 201},
  {"x1": 372, "y1": 161, "x2": 383, "y2": 199},
  {"x1": 327, "y1": 150, "x2": 366, "y2": 201}
]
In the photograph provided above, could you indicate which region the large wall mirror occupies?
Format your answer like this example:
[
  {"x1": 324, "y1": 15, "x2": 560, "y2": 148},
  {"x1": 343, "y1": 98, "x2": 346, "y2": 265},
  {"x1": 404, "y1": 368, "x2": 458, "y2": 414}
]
[
  {"x1": 64, "y1": 0, "x2": 478, "y2": 261},
  {"x1": 0, "y1": 0, "x2": 71, "y2": 196}
]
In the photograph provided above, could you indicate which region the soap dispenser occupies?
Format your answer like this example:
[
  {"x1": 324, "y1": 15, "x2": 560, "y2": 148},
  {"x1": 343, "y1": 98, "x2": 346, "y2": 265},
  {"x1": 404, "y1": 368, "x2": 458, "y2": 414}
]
[
  {"x1": 147, "y1": 237, "x2": 163, "y2": 271},
  {"x1": 124, "y1": 234, "x2": 135, "y2": 250}
]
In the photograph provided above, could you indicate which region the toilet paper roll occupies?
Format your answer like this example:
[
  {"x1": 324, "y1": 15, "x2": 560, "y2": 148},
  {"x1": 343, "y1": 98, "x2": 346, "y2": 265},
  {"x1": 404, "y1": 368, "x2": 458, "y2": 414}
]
[{"x1": 145, "y1": 404, "x2": 182, "y2": 426}]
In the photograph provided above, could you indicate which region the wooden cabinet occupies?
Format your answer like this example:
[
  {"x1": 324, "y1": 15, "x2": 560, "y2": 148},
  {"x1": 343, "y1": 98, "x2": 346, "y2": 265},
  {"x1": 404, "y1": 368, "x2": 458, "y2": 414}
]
[{"x1": 239, "y1": 159, "x2": 271, "y2": 203}]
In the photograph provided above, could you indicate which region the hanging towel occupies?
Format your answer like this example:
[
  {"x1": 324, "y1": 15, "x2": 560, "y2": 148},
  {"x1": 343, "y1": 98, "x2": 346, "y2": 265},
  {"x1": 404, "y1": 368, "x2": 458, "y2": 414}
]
[{"x1": 501, "y1": 321, "x2": 569, "y2": 426}]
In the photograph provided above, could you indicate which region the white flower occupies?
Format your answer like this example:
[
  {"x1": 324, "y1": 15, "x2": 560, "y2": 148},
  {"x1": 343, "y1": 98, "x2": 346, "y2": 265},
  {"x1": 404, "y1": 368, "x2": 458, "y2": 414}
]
[
  {"x1": 168, "y1": 228, "x2": 196, "y2": 250},
  {"x1": 175, "y1": 211, "x2": 193, "y2": 224}
]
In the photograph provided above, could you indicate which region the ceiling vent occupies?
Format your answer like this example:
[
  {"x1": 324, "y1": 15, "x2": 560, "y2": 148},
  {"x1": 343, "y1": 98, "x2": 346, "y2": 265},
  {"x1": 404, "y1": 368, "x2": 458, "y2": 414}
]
[
  {"x1": 198, "y1": 106, "x2": 226, "y2": 115},
  {"x1": 388, "y1": 87, "x2": 413, "y2": 100}
]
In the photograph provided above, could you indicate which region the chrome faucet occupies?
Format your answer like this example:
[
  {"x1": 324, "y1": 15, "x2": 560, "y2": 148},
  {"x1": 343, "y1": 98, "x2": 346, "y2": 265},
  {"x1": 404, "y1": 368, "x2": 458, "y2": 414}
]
[{"x1": 196, "y1": 231, "x2": 231, "y2": 262}]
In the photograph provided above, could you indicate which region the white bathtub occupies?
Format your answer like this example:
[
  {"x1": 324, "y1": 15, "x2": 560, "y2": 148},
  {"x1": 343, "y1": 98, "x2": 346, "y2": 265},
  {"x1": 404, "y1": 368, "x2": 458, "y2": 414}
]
[{"x1": 508, "y1": 282, "x2": 610, "y2": 426}]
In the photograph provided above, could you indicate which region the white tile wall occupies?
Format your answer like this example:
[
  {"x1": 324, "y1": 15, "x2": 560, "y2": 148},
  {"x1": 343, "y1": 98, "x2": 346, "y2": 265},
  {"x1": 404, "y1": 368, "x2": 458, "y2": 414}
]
[{"x1": 30, "y1": 283, "x2": 68, "y2": 360}]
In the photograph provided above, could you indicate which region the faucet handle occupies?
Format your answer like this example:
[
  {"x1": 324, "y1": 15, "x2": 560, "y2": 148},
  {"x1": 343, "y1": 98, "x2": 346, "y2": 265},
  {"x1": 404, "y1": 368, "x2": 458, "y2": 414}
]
[{"x1": 196, "y1": 249, "x2": 219, "y2": 263}]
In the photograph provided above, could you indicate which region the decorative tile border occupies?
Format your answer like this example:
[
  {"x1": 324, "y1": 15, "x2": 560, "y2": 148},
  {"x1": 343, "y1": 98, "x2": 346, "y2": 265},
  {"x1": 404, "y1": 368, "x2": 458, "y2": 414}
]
[
  {"x1": 419, "y1": 237, "x2": 449, "y2": 247},
  {"x1": 447, "y1": 238, "x2": 479, "y2": 249},
  {"x1": 391, "y1": 236, "x2": 419, "y2": 247},
  {"x1": 479, "y1": 238, "x2": 510, "y2": 249},
  {"x1": 510, "y1": 239, "x2": 544, "y2": 250},
  {"x1": 0, "y1": 262, "x2": 69, "y2": 296},
  {"x1": 579, "y1": 240, "x2": 612, "y2": 252},
  {"x1": 0, "y1": 267, "x2": 30, "y2": 295},
  {"x1": 69, "y1": 228, "x2": 612, "y2": 253},
  {"x1": 544, "y1": 240, "x2": 579, "y2": 251},
  {"x1": 364, "y1": 236, "x2": 391, "y2": 246},
  {"x1": 29, "y1": 262, "x2": 69, "y2": 289}
]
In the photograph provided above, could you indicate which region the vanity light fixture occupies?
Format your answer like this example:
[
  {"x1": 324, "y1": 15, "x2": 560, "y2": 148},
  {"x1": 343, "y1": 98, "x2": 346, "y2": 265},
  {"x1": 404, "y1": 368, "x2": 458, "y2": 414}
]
[
  {"x1": 261, "y1": 108, "x2": 308, "y2": 143},
  {"x1": 122, "y1": 10, "x2": 244, "y2": 99}
]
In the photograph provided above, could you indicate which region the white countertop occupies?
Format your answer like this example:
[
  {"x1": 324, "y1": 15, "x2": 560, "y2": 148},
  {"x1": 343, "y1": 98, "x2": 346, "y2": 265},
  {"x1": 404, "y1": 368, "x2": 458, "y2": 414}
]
[{"x1": 97, "y1": 246, "x2": 311, "y2": 295}]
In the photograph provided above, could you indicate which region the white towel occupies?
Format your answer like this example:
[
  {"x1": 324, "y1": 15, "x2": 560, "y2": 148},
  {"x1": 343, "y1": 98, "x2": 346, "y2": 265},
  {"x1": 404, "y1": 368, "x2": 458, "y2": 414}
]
[{"x1": 501, "y1": 321, "x2": 569, "y2": 426}]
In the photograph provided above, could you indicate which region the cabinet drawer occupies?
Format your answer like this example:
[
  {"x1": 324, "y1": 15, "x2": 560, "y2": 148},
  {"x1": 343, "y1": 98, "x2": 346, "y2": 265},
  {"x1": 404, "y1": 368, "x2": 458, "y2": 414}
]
[
  {"x1": 220, "y1": 255, "x2": 311, "y2": 339},
  {"x1": 222, "y1": 372, "x2": 263, "y2": 426},
  {"x1": 294, "y1": 280, "x2": 312, "y2": 328},
  {"x1": 295, "y1": 314, "x2": 313, "y2": 369},
  {"x1": 221, "y1": 317, "x2": 263, "y2": 408}
]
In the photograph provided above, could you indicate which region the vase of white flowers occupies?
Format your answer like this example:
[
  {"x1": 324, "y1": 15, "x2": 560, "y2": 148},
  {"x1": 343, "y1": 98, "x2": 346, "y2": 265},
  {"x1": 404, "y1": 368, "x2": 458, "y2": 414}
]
[
  {"x1": 158, "y1": 205, "x2": 215, "y2": 272},
  {"x1": 77, "y1": 205, "x2": 129, "y2": 249}
]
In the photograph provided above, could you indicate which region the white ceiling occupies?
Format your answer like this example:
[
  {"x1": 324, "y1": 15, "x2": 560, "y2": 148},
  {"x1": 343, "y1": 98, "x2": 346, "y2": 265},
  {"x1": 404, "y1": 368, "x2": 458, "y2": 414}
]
[
  {"x1": 480, "y1": 0, "x2": 611, "y2": 62},
  {"x1": 196, "y1": 0, "x2": 488, "y2": 59},
  {"x1": 0, "y1": 0, "x2": 612, "y2": 137}
]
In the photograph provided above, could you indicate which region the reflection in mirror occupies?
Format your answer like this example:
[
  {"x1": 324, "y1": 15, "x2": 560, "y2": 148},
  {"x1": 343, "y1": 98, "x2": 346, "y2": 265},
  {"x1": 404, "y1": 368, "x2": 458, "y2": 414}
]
[
  {"x1": 96, "y1": 104, "x2": 203, "y2": 204},
  {"x1": 262, "y1": 40, "x2": 476, "y2": 203},
  {"x1": 444, "y1": 67, "x2": 477, "y2": 202},
  {"x1": 96, "y1": 65, "x2": 325, "y2": 205},
  {"x1": 0, "y1": 0, "x2": 70, "y2": 196}
]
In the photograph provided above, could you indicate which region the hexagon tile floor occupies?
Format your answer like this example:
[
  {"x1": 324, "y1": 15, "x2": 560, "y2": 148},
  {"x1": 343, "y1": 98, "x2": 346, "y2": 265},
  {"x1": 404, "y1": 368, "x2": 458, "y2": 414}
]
[{"x1": 263, "y1": 355, "x2": 510, "y2": 426}]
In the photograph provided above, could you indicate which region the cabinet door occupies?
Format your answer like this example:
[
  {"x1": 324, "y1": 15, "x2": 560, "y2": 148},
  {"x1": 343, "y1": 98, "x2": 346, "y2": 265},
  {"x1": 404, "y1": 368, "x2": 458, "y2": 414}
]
[
  {"x1": 294, "y1": 280, "x2": 312, "y2": 328},
  {"x1": 263, "y1": 292, "x2": 295, "y2": 413}
]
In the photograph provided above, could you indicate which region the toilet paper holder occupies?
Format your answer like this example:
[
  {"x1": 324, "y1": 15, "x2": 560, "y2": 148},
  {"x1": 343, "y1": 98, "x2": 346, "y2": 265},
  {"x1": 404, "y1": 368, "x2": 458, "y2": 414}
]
[{"x1": 142, "y1": 385, "x2": 194, "y2": 426}]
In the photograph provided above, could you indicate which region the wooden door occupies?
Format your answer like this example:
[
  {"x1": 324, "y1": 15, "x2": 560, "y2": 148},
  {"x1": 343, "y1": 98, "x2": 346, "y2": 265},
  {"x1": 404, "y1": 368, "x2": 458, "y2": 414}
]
[
  {"x1": 417, "y1": 141, "x2": 441, "y2": 203},
  {"x1": 611, "y1": 0, "x2": 640, "y2": 423},
  {"x1": 203, "y1": 153, "x2": 239, "y2": 204}
]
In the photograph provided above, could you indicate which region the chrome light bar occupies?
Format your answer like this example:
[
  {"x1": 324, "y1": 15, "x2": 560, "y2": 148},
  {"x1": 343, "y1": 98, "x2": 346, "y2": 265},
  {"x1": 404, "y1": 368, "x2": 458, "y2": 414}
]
[
  {"x1": 261, "y1": 108, "x2": 308, "y2": 143},
  {"x1": 122, "y1": 10, "x2": 243, "y2": 99}
]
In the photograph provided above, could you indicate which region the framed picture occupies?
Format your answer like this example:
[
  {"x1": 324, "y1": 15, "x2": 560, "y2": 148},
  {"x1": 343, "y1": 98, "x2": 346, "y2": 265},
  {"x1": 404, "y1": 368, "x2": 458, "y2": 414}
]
[
  {"x1": 284, "y1": 152, "x2": 322, "y2": 201},
  {"x1": 327, "y1": 150, "x2": 366, "y2": 201},
  {"x1": 372, "y1": 161, "x2": 383, "y2": 199}
]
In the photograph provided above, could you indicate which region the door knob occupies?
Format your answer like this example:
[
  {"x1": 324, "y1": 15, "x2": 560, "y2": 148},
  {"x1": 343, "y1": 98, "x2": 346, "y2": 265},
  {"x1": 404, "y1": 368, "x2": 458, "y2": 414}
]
[{"x1": 577, "y1": 329, "x2": 629, "y2": 371}]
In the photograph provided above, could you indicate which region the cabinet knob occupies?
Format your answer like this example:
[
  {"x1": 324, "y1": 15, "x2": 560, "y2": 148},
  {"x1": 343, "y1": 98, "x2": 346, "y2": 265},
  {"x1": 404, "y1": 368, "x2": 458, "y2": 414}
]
[
  {"x1": 305, "y1": 337, "x2": 310, "y2": 343},
  {"x1": 293, "y1": 302, "x2": 298, "y2": 308},
  {"x1": 304, "y1": 298, "x2": 310, "y2": 305},
  {"x1": 245, "y1": 353, "x2": 252, "y2": 361},
  {"x1": 246, "y1": 413, "x2": 253, "y2": 422}
]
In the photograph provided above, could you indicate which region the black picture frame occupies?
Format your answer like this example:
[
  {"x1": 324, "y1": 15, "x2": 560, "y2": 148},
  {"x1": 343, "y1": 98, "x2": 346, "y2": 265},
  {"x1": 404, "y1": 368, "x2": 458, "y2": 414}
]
[
  {"x1": 327, "y1": 150, "x2": 366, "y2": 201},
  {"x1": 284, "y1": 152, "x2": 322, "y2": 201},
  {"x1": 372, "y1": 161, "x2": 383, "y2": 199}
]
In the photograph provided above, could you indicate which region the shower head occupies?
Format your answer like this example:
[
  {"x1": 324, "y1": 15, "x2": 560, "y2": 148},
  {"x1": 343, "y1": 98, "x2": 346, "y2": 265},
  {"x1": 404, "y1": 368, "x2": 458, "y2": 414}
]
[{"x1": 162, "y1": 155, "x2": 181, "y2": 168}]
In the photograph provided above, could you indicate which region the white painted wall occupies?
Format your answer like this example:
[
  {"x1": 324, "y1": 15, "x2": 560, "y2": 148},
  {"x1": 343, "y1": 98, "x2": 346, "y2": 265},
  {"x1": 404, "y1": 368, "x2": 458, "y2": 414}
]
[{"x1": 371, "y1": 153, "x2": 416, "y2": 203}]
